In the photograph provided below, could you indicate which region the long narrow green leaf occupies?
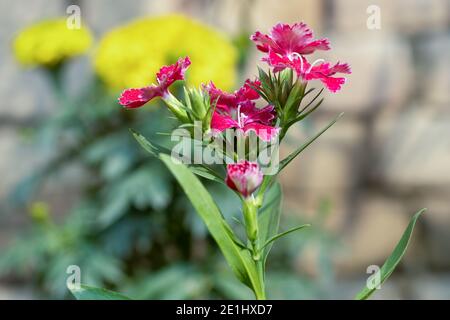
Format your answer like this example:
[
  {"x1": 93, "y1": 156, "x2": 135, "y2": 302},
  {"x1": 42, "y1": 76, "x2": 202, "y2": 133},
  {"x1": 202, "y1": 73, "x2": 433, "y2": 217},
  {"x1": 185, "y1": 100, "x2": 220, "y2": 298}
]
[
  {"x1": 159, "y1": 154, "x2": 263, "y2": 297},
  {"x1": 278, "y1": 113, "x2": 344, "y2": 172},
  {"x1": 284, "y1": 97, "x2": 325, "y2": 130},
  {"x1": 132, "y1": 130, "x2": 224, "y2": 184},
  {"x1": 187, "y1": 166, "x2": 225, "y2": 184},
  {"x1": 70, "y1": 284, "x2": 131, "y2": 300},
  {"x1": 299, "y1": 88, "x2": 324, "y2": 115},
  {"x1": 283, "y1": 83, "x2": 304, "y2": 118},
  {"x1": 258, "y1": 183, "x2": 282, "y2": 266},
  {"x1": 293, "y1": 97, "x2": 324, "y2": 125},
  {"x1": 260, "y1": 224, "x2": 311, "y2": 251},
  {"x1": 355, "y1": 208, "x2": 426, "y2": 300},
  {"x1": 131, "y1": 129, "x2": 170, "y2": 157},
  {"x1": 222, "y1": 220, "x2": 250, "y2": 250}
]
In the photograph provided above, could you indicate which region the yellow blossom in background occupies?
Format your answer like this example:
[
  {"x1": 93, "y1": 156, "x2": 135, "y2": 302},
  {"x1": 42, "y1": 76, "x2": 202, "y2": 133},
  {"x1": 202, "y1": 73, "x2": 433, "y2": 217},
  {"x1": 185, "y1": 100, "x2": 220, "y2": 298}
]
[
  {"x1": 13, "y1": 18, "x2": 93, "y2": 68},
  {"x1": 29, "y1": 201, "x2": 50, "y2": 223},
  {"x1": 95, "y1": 15, "x2": 238, "y2": 91}
]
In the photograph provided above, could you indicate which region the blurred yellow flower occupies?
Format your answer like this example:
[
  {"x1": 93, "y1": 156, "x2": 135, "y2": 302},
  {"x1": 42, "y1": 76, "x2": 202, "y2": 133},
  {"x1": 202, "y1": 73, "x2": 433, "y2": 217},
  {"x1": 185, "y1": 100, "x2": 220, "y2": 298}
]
[
  {"x1": 13, "y1": 18, "x2": 93, "y2": 67},
  {"x1": 29, "y1": 201, "x2": 50, "y2": 223},
  {"x1": 95, "y1": 15, "x2": 238, "y2": 91}
]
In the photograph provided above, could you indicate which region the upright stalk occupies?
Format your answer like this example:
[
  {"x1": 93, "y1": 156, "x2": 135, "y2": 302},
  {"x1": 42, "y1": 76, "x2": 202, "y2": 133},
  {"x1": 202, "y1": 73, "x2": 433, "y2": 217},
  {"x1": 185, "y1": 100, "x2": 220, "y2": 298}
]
[
  {"x1": 243, "y1": 198, "x2": 267, "y2": 300},
  {"x1": 255, "y1": 259, "x2": 266, "y2": 300}
]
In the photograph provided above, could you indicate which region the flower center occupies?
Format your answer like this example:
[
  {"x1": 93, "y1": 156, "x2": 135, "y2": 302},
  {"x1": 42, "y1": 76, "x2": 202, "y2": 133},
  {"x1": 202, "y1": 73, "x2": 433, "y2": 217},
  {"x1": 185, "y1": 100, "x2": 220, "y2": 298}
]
[
  {"x1": 288, "y1": 52, "x2": 302, "y2": 61},
  {"x1": 307, "y1": 58, "x2": 325, "y2": 73},
  {"x1": 287, "y1": 52, "x2": 305, "y2": 73},
  {"x1": 236, "y1": 104, "x2": 248, "y2": 127},
  {"x1": 158, "y1": 74, "x2": 167, "y2": 85}
]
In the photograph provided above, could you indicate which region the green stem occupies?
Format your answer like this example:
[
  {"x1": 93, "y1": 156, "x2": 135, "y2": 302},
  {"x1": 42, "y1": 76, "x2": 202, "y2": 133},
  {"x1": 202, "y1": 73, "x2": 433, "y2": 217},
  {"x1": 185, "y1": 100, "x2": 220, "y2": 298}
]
[
  {"x1": 162, "y1": 93, "x2": 190, "y2": 123},
  {"x1": 243, "y1": 198, "x2": 267, "y2": 300},
  {"x1": 243, "y1": 198, "x2": 258, "y2": 244},
  {"x1": 249, "y1": 237, "x2": 266, "y2": 300},
  {"x1": 254, "y1": 257, "x2": 266, "y2": 300}
]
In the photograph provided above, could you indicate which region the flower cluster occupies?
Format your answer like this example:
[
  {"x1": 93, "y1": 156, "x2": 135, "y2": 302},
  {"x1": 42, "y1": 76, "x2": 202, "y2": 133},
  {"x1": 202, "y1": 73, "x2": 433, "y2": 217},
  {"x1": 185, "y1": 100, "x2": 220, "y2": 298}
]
[
  {"x1": 13, "y1": 18, "x2": 92, "y2": 68},
  {"x1": 204, "y1": 80, "x2": 280, "y2": 142},
  {"x1": 119, "y1": 22, "x2": 350, "y2": 200},
  {"x1": 251, "y1": 23, "x2": 351, "y2": 93}
]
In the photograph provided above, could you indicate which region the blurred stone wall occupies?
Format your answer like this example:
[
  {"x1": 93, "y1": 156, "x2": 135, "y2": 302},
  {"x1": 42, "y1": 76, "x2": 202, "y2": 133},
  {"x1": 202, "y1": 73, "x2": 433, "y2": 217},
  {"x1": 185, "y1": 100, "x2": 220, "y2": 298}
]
[
  {"x1": 0, "y1": 0, "x2": 449, "y2": 298},
  {"x1": 276, "y1": 0, "x2": 450, "y2": 298}
]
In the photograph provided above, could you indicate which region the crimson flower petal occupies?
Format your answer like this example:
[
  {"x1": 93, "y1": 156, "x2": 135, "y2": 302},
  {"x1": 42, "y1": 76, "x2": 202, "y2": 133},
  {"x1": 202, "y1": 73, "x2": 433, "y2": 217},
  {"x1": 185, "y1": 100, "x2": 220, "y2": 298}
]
[
  {"x1": 296, "y1": 38, "x2": 331, "y2": 55},
  {"x1": 210, "y1": 111, "x2": 239, "y2": 135},
  {"x1": 119, "y1": 56, "x2": 191, "y2": 109},
  {"x1": 235, "y1": 79, "x2": 261, "y2": 101},
  {"x1": 241, "y1": 122, "x2": 280, "y2": 142},
  {"x1": 239, "y1": 102, "x2": 275, "y2": 126},
  {"x1": 328, "y1": 62, "x2": 352, "y2": 74},
  {"x1": 203, "y1": 78, "x2": 260, "y2": 110},
  {"x1": 264, "y1": 50, "x2": 299, "y2": 73},
  {"x1": 203, "y1": 81, "x2": 237, "y2": 107},
  {"x1": 320, "y1": 77, "x2": 346, "y2": 93},
  {"x1": 305, "y1": 61, "x2": 352, "y2": 93},
  {"x1": 250, "y1": 31, "x2": 276, "y2": 53},
  {"x1": 157, "y1": 56, "x2": 191, "y2": 87},
  {"x1": 118, "y1": 86, "x2": 163, "y2": 108},
  {"x1": 251, "y1": 22, "x2": 330, "y2": 56}
]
